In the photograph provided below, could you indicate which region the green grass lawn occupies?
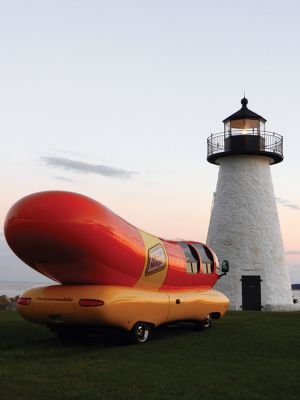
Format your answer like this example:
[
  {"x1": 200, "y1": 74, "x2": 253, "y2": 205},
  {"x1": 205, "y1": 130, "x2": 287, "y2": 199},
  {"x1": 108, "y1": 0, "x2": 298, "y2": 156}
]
[{"x1": 0, "y1": 311, "x2": 299, "y2": 400}]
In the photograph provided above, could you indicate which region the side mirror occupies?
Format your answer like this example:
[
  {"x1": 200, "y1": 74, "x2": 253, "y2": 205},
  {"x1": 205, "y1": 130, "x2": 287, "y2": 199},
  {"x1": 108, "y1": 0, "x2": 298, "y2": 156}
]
[{"x1": 221, "y1": 260, "x2": 229, "y2": 274}]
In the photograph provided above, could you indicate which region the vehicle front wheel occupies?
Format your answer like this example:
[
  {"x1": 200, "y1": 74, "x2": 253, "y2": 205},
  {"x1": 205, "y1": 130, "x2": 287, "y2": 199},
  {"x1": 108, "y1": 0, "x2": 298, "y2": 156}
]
[
  {"x1": 195, "y1": 315, "x2": 212, "y2": 331},
  {"x1": 128, "y1": 322, "x2": 152, "y2": 344}
]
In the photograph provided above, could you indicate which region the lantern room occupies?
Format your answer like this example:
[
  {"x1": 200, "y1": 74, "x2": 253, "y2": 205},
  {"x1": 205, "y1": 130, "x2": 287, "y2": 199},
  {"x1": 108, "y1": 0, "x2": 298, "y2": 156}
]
[
  {"x1": 223, "y1": 97, "x2": 266, "y2": 135},
  {"x1": 207, "y1": 97, "x2": 283, "y2": 165}
]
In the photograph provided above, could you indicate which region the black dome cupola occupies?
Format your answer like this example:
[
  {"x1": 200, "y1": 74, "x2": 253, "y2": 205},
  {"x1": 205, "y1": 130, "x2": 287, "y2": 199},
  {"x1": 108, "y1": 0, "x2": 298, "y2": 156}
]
[{"x1": 207, "y1": 98, "x2": 283, "y2": 165}]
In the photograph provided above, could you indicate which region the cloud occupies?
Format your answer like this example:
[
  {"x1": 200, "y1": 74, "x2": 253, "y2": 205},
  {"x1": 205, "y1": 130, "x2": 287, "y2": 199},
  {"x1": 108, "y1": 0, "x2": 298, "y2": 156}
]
[
  {"x1": 276, "y1": 197, "x2": 300, "y2": 210},
  {"x1": 286, "y1": 250, "x2": 300, "y2": 256},
  {"x1": 53, "y1": 176, "x2": 76, "y2": 183},
  {"x1": 41, "y1": 156, "x2": 136, "y2": 180}
]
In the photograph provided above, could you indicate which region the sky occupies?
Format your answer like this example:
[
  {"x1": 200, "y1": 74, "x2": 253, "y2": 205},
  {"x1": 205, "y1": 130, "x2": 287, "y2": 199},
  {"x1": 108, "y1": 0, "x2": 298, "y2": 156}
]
[{"x1": 1, "y1": 0, "x2": 300, "y2": 283}]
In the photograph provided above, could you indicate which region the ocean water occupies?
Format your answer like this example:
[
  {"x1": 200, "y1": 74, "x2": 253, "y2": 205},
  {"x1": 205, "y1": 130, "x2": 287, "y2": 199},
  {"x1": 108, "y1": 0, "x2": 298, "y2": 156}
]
[{"x1": 0, "y1": 281, "x2": 55, "y2": 297}]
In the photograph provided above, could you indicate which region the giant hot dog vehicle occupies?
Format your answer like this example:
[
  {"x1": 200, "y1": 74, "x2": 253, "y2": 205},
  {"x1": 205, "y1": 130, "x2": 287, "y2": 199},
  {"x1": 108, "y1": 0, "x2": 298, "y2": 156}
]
[{"x1": 4, "y1": 191, "x2": 229, "y2": 343}]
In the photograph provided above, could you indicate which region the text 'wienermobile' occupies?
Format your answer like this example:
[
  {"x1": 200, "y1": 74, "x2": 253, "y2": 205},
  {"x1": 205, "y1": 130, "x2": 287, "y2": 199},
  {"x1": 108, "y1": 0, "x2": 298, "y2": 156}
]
[{"x1": 4, "y1": 191, "x2": 230, "y2": 343}]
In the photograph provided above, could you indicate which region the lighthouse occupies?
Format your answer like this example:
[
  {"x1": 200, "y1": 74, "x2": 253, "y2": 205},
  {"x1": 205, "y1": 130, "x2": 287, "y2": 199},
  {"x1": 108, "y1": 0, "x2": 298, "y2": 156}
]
[{"x1": 206, "y1": 98, "x2": 293, "y2": 311}]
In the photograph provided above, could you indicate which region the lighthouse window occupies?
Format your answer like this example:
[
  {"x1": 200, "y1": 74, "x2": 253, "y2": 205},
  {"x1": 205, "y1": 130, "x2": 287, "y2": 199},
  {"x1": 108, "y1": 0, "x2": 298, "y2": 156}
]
[
  {"x1": 191, "y1": 243, "x2": 214, "y2": 274},
  {"x1": 178, "y1": 242, "x2": 199, "y2": 274}
]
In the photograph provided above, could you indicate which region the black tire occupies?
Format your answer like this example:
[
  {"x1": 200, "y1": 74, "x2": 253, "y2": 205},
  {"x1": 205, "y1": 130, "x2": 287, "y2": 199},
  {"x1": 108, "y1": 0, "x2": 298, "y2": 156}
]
[
  {"x1": 195, "y1": 315, "x2": 212, "y2": 331},
  {"x1": 128, "y1": 322, "x2": 152, "y2": 344}
]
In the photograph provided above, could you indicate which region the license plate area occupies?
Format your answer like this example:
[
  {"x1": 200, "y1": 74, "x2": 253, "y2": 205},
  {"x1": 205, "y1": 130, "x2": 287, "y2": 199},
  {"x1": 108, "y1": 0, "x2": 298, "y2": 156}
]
[{"x1": 49, "y1": 314, "x2": 64, "y2": 323}]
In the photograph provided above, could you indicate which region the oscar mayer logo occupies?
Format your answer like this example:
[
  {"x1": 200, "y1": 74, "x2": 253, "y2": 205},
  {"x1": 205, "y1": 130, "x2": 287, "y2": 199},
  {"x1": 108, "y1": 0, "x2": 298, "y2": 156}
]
[{"x1": 145, "y1": 244, "x2": 166, "y2": 275}]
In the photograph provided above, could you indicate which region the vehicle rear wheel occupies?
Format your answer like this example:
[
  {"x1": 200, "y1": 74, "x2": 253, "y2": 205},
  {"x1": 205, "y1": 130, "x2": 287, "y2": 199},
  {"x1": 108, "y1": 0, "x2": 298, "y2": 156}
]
[
  {"x1": 195, "y1": 315, "x2": 212, "y2": 331},
  {"x1": 128, "y1": 322, "x2": 152, "y2": 344}
]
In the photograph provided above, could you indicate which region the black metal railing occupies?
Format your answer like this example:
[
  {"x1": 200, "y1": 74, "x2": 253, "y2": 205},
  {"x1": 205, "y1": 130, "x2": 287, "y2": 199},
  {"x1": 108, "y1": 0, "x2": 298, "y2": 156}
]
[{"x1": 207, "y1": 130, "x2": 283, "y2": 158}]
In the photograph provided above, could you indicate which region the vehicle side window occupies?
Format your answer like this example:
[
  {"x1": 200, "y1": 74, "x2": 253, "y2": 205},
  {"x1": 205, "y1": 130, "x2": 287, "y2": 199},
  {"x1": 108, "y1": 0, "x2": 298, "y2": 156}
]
[
  {"x1": 191, "y1": 244, "x2": 214, "y2": 274},
  {"x1": 178, "y1": 242, "x2": 199, "y2": 274}
]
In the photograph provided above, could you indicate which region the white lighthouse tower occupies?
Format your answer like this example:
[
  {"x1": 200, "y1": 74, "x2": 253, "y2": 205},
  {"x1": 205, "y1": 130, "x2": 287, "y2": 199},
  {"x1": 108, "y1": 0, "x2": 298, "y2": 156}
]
[{"x1": 207, "y1": 97, "x2": 293, "y2": 311}]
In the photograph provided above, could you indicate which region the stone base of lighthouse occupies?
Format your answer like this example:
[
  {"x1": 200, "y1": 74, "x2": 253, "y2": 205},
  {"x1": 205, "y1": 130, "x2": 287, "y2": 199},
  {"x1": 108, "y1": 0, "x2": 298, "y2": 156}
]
[{"x1": 207, "y1": 155, "x2": 293, "y2": 311}]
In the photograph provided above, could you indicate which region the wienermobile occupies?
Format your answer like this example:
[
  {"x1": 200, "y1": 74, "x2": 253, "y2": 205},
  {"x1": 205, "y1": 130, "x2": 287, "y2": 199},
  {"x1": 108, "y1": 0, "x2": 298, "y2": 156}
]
[{"x1": 4, "y1": 191, "x2": 230, "y2": 344}]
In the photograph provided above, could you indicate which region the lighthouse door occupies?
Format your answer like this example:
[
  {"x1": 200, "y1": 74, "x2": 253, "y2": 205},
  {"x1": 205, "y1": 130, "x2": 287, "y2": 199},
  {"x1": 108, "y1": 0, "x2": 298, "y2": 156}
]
[{"x1": 241, "y1": 275, "x2": 262, "y2": 311}]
